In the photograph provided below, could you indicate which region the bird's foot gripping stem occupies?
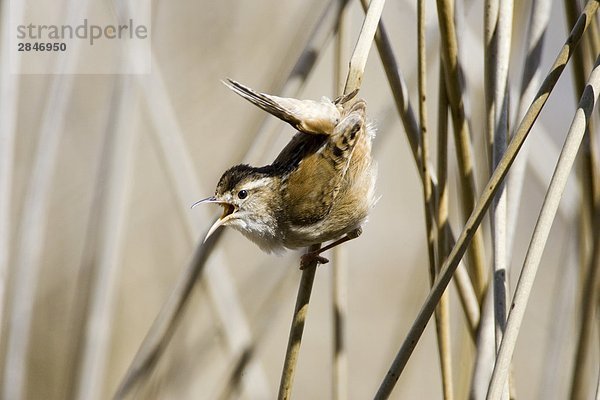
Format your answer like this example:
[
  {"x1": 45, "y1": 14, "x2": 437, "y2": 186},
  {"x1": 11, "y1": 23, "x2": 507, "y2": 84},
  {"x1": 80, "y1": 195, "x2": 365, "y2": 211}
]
[{"x1": 298, "y1": 227, "x2": 363, "y2": 270}]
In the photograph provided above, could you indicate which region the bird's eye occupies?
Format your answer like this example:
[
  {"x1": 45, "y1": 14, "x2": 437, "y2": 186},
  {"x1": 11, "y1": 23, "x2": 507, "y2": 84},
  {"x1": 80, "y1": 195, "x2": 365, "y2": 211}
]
[{"x1": 237, "y1": 190, "x2": 248, "y2": 199}]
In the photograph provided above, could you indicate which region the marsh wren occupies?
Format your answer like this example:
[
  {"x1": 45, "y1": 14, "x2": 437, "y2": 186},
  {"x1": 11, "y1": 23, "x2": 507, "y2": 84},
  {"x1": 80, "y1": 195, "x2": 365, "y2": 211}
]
[{"x1": 193, "y1": 80, "x2": 377, "y2": 268}]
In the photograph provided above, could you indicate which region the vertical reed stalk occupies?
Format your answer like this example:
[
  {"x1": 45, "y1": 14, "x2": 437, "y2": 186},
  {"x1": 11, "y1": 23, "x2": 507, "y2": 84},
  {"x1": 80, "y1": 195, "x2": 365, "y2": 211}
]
[
  {"x1": 332, "y1": 1, "x2": 350, "y2": 398},
  {"x1": 418, "y1": 0, "x2": 453, "y2": 397},
  {"x1": 564, "y1": 2, "x2": 600, "y2": 399},
  {"x1": 331, "y1": 248, "x2": 348, "y2": 400},
  {"x1": 484, "y1": 0, "x2": 513, "y2": 397},
  {"x1": 436, "y1": 0, "x2": 487, "y2": 302},
  {"x1": 440, "y1": 116, "x2": 481, "y2": 337},
  {"x1": 277, "y1": 245, "x2": 320, "y2": 400}
]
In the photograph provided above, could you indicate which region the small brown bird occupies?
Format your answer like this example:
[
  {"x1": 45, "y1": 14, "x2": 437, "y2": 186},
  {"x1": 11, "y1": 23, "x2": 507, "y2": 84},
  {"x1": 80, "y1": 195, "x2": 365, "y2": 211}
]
[{"x1": 193, "y1": 79, "x2": 377, "y2": 268}]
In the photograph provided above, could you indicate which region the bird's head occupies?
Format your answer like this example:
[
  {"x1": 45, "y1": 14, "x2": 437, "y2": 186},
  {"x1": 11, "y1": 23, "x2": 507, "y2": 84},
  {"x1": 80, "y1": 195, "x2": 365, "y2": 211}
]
[{"x1": 193, "y1": 164, "x2": 281, "y2": 243}]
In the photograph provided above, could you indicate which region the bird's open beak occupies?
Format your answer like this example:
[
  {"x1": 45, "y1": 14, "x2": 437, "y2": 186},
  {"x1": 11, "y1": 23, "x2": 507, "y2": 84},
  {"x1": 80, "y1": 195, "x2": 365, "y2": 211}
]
[{"x1": 192, "y1": 196, "x2": 237, "y2": 242}]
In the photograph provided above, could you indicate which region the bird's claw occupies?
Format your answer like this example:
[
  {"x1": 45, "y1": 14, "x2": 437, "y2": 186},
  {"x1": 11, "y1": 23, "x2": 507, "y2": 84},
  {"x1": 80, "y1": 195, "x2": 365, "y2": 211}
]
[{"x1": 300, "y1": 253, "x2": 329, "y2": 270}]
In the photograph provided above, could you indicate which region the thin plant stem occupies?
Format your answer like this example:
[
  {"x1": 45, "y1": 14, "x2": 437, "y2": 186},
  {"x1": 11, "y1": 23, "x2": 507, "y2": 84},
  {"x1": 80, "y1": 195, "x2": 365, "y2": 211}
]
[
  {"x1": 277, "y1": 244, "x2": 320, "y2": 400},
  {"x1": 418, "y1": 0, "x2": 434, "y2": 299},
  {"x1": 570, "y1": 124, "x2": 600, "y2": 400},
  {"x1": 588, "y1": 12, "x2": 600, "y2": 55},
  {"x1": 433, "y1": 110, "x2": 456, "y2": 393},
  {"x1": 343, "y1": 0, "x2": 386, "y2": 94},
  {"x1": 564, "y1": 3, "x2": 600, "y2": 399},
  {"x1": 418, "y1": 0, "x2": 454, "y2": 397},
  {"x1": 597, "y1": 352, "x2": 600, "y2": 400},
  {"x1": 471, "y1": 284, "x2": 498, "y2": 399},
  {"x1": 374, "y1": 3, "x2": 599, "y2": 397},
  {"x1": 438, "y1": 66, "x2": 481, "y2": 338},
  {"x1": 437, "y1": 63, "x2": 450, "y2": 307},
  {"x1": 484, "y1": 0, "x2": 513, "y2": 398},
  {"x1": 436, "y1": 0, "x2": 487, "y2": 301},
  {"x1": 596, "y1": 304, "x2": 600, "y2": 400},
  {"x1": 333, "y1": 0, "x2": 350, "y2": 97},
  {"x1": 332, "y1": 1, "x2": 350, "y2": 399},
  {"x1": 571, "y1": 225, "x2": 600, "y2": 400},
  {"x1": 487, "y1": 54, "x2": 600, "y2": 400},
  {"x1": 564, "y1": 0, "x2": 589, "y2": 95},
  {"x1": 331, "y1": 247, "x2": 348, "y2": 400},
  {"x1": 564, "y1": 12, "x2": 598, "y2": 376}
]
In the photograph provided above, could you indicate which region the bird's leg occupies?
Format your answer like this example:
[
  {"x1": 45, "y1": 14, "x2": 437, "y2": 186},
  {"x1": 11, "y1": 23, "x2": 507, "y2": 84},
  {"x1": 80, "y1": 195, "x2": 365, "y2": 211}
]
[
  {"x1": 316, "y1": 227, "x2": 363, "y2": 254},
  {"x1": 299, "y1": 227, "x2": 363, "y2": 269}
]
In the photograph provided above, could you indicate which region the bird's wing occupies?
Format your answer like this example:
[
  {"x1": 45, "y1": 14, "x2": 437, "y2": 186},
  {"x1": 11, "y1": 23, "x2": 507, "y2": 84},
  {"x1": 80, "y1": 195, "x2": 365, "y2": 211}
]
[
  {"x1": 282, "y1": 100, "x2": 367, "y2": 225},
  {"x1": 224, "y1": 79, "x2": 340, "y2": 135}
]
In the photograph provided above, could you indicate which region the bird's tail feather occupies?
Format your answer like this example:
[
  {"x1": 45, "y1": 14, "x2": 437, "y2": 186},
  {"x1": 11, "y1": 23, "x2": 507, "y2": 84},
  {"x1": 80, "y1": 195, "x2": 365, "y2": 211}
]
[{"x1": 223, "y1": 79, "x2": 302, "y2": 128}]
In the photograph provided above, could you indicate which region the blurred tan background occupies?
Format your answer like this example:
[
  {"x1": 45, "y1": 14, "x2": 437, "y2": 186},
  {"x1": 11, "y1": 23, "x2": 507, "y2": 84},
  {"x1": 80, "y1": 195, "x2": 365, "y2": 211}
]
[{"x1": 0, "y1": 0, "x2": 597, "y2": 399}]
